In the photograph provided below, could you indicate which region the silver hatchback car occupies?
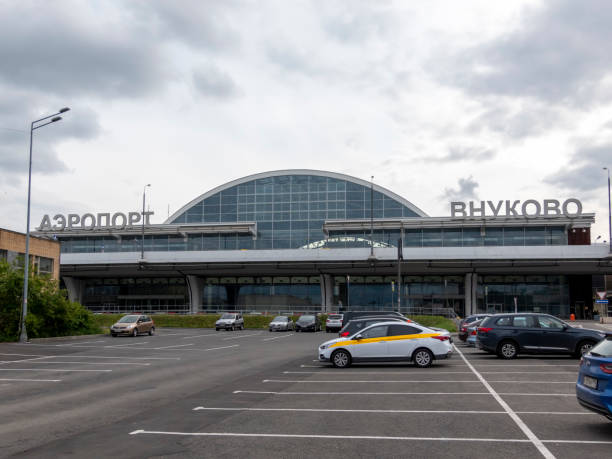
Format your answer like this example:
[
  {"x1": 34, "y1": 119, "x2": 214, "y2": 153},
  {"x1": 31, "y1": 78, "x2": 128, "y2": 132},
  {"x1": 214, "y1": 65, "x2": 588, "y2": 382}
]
[{"x1": 269, "y1": 316, "x2": 294, "y2": 332}]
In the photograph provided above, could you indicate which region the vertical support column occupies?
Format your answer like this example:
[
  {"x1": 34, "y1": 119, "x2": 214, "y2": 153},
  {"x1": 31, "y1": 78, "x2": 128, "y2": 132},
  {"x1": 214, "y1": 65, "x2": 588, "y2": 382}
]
[
  {"x1": 62, "y1": 277, "x2": 83, "y2": 304},
  {"x1": 471, "y1": 273, "x2": 478, "y2": 315},
  {"x1": 186, "y1": 275, "x2": 204, "y2": 314},
  {"x1": 320, "y1": 274, "x2": 334, "y2": 312},
  {"x1": 464, "y1": 273, "x2": 472, "y2": 318}
]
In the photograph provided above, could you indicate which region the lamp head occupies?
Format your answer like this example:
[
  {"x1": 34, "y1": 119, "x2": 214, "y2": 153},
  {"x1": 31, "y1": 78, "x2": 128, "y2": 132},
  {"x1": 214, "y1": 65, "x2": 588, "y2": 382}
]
[
  {"x1": 51, "y1": 116, "x2": 62, "y2": 122},
  {"x1": 59, "y1": 107, "x2": 70, "y2": 113}
]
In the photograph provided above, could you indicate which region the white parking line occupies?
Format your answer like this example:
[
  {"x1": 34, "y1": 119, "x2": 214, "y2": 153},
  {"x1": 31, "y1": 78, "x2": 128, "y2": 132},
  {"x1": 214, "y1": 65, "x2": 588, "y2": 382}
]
[
  {"x1": 262, "y1": 334, "x2": 295, "y2": 342},
  {"x1": 234, "y1": 390, "x2": 491, "y2": 395},
  {"x1": 105, "y1": 342, "x2": 150, "y2": 348},
  {"x1": 454, "y1": 344, "x2": 555, "y2": 459},
  {"x1": 284, "y1": 371, "x2": 474, "y2": 375},
  {"x1": 57, "y1": 340, "x2": 105, "y2": 346},
  {"x1": 0, "y1": 368, "x2": 112, "y2": 372},
  {"x1": 193, "y1": 406, "x2": 506, "y2": 414},
  {"x1": 263, "y1": 379, "x2": 575, "y2": 384},
  {"x1": 223, "y1": 333, "x2": 262, "y2": 341},
  {"x1": 264, "y1": 379, "x2": 481, "y2": 383},
  {"x1": 191, "y1": 406, "x2": 594, "y2": 415},
  {"x1": 181, "y1": 334, "x2": 218, "y2": 340},
  {"x1": 0, "y1": 356, "x2": 55, "y2": 365},
  {"x1": 153, "y1": 344, "x2": 194, "y2": 350},
  {"x1": 128, "y1": 430, "x2": 612, "y2": 444},
  {"x1": 202, "y1": 345, "x2": 240, "y2": 351},
  {"x1": 287, "y1": 370, "x2": 572, "y2": 375},
  {"x1": 0, "y1": 378, "x2": 61, "y2": 382},
  {"x1": 233, "y1": 390, "x2": 575, "y2": 397},
  {"x1": 0, "y1": 353, "x2": 180, "y2": 360},
  {"x1": 10, "y1": 361, "x2": 151, "y2": 366}
]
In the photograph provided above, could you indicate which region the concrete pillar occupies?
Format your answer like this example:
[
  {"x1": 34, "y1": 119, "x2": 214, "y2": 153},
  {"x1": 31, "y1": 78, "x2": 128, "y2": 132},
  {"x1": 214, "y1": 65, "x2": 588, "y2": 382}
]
[
  {"x1": 471, "y1": 273, "x2": 478, "y2": 315},
  {"x1": 320, "y1": 274, "x2": 334, "y2": 312},
  {"x1": 63, "y1": 277, "x2": 83, "y2": 304},
  {"x1": 186, "y1": 275, "x2": 204, "y2": 314}
]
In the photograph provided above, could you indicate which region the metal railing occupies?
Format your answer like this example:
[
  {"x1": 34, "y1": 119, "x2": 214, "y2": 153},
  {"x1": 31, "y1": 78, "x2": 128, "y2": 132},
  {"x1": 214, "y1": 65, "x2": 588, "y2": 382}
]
[{"x1": 86, "y1": 303, "x2": 458, "y2": 317}]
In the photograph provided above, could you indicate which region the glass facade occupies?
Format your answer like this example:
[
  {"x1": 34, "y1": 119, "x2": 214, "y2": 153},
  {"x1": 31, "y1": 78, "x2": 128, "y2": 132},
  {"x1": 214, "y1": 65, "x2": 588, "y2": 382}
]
[
  {"x1": 399, "y1": 226, "x2": 567, "y2": 248},
  {"x1": 333, "y1": 275, "x2": 465, "y2": 316},
  {"x1": 82, "y1": 277, "x2": 188, "y2": 312},
  {"x1": 201, "y1": 276, "x2": 321, "y2": 310},
  {"x1": 170, "y1": 174, "x2": 419, "y2": 250},
  {"x1": 475, "y1": 275, "x2": 570, "y2": 318}
]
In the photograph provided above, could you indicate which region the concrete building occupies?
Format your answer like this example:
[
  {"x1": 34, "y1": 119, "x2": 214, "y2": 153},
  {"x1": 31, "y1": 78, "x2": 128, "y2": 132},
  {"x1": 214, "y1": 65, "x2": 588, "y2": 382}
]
[
  {"x1": 0, "y1": 228, "x2": 60, "y2": 280},
  {"x1": 32, "y1": 170, "x2": 612, "y2": 318}
]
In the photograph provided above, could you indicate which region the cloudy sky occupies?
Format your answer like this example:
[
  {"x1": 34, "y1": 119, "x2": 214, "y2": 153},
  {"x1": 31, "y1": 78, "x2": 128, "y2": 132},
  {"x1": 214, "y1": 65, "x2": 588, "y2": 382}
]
[{"x1": 1, "y1": 0, "x2": 611, "y2": 241}]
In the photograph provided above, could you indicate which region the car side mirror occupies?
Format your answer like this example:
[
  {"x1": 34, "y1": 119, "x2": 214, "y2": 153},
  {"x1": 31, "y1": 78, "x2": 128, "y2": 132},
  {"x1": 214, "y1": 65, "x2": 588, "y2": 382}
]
[
  {"x1": 562, "y1": 325, "x2": 569, "y2": 331},
  {"x1": 354, "y1": 334, "x2": 363, "y2": 340}
]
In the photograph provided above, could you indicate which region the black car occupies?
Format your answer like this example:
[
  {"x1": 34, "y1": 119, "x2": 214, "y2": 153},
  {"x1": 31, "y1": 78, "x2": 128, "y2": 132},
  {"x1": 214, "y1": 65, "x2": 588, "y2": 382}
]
[
  {"x1": 338, "y1": 316, "x2": 407, "y2": 337},
  {"x1": 340, "y1": 311, "x2": 406, "y2": 326},
  {"x1": 458, "y1": 314, "x2": 491, "y2": 342},
  {"x1": 477, "y1": 313, "x2": 606, "y2": 359},
  {"x1": 295, "y1": 314, "x2": 321, "y2": 332}
]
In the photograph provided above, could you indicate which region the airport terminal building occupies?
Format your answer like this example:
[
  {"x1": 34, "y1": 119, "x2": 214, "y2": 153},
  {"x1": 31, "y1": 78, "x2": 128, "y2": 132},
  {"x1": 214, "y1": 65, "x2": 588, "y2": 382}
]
[{"x1": 34, "y1": 170, "x2": 612, "y2": 319}]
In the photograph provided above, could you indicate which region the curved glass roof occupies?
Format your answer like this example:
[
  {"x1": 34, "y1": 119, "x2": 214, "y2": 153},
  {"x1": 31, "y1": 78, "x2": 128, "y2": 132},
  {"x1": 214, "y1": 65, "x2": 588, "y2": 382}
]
[{"x1": 167, "y1": 170, "x2": 426, "y2": 250}]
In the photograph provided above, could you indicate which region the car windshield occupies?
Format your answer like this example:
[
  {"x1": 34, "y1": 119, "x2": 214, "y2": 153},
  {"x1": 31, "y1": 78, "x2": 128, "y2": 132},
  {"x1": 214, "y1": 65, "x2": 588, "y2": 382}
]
[
  {"x1": 297, "y1": 315, "x2": 314, "y2": 322},
  {"x1": 118, "y1": 315, "x2": 139, "y2": 323},
  {"x1": 273, "y1": 316, "x2": 288, "y2": 322},
  {"x1": 220, "y1": 313, "x2": 236, "y2": 319},
  {"x1": 590, "y1": 338, "x2": 612, "y2": 357}
]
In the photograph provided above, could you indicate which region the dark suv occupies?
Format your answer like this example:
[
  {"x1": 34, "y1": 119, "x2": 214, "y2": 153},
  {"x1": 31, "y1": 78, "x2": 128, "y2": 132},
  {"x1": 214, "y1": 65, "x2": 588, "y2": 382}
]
[{"x1": 477, "y1": 313, "x2": 606, "y2": 359}]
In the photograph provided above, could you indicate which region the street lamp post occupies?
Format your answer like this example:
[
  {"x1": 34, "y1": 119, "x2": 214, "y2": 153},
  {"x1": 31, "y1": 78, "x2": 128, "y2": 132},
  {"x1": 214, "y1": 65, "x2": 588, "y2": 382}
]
[
  {"x1": 369, "y1": 176, "x2": 374, "y2": 257},
  {"x1": 604, "y1": 167, "x2": 611, "y2": 253},
  {"x1": 141, "y1": 184, "x2": 151, "y2": 260},
  {"x1": 20, "y1": 107, "x2": 70, "y2": 343}
]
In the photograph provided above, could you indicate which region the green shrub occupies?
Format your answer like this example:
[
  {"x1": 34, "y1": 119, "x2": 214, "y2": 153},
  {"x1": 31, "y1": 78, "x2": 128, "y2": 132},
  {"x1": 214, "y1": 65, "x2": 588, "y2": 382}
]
[{"x1": 0, "y1": 261, "x2": 98, "y2": 341}]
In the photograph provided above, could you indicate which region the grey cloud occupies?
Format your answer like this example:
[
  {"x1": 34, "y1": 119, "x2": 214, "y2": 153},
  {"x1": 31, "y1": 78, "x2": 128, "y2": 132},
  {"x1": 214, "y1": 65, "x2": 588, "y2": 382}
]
[
  {"x1": 438, "y1": 0, "x2": 612, "y2": 105},
  {"x1": 133, "y1": 0, "x2": 241, "y2": 51},
  {"x1": 0, "y1": 93, "x2": 100, "y2": 189},
  {"x1": 193, "y1": 66, "x2": 241, "y2": 99},
  {"x1": 418, "y1": 146, "x2": 495, "y2": 163},
  {"x1": 319, "y1": 1, "x2": 398, "y2": 43},
  {"x1": 545, "y1": 144, "x2": 612, "y2": 193},
  {"x1": 467, "y1": 102, "x2": 565, "y2": 139},
  {"x1": 441, "y1": 176, "x2": 479, "y2": 201},
  {"x1": 0, "y1": 5, "x2": 163, "y2": 98}
]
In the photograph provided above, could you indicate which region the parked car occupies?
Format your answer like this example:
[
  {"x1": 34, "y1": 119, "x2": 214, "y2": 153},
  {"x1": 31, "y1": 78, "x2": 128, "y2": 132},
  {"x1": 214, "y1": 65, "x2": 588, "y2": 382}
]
[
  {"x1": 338, "y1": 316, "x2": 407, "y2": 337},
  {"x1": 576, "y1": 335, "x2": 612, "y2": 421},
  {"x1": 110, "y1": 314, "x2": 155, "y2": 337},
  {"x1": 465, "y1": 319, "x2": 484, "y2": 347},
  {"x1": 215, "y1": 313, "x2": 244, "y2": 331},
  {"x1": 269, "y1": 316, "x2": 294, "y2": 332},
  {"x1": 295, "y1": 314, "x2": 321, "y2": 332},
  {"x1": 319, "y1": 321, "x2": 452, "y2": 368},
  {"x1": 458, "y1": 314, "x2": 491, "y2": 342},
  {"x1": 341, "y1": 311, "x2": 406, "y2": 326},
  {"x1": 477, "y1": 313, "x2": 606, "y2": 358},
  {"x1": 325, "y1": 314, "x2": 344, "y2": 333}
]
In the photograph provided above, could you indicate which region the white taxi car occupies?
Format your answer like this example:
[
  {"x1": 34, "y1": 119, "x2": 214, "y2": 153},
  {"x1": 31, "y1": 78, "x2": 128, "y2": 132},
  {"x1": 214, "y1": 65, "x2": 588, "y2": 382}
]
[{"x1": 318, "y1": 321, "x2": 452, "y2": 368}]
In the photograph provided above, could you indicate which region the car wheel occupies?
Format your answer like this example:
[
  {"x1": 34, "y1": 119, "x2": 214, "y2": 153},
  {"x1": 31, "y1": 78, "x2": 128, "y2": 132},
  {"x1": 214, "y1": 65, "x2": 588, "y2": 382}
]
[
  {"x1": 111, "y1": 333, "x2": 117, "y2": 337},
  {"x1": 149, "y1": 327, "x2": 155, "y2": 336},
  {"x1": 575, "y1": 340, "x2": 596, "y2": 358},
  {"x1": 132, "y1": 328, "x2": 138, "y2": 337},
  {"x1": 497, "y1": 340, "x2": 518, "y2": 359},
  {"x1": 215, "y1": 328, "x2": 219, "y2": 331},
  {"x1": 413, "y1": 348, "x2": 434, "y2": 368},
  {"x1": 331, "y1": 349, "x2": 351, "y2": 368}
]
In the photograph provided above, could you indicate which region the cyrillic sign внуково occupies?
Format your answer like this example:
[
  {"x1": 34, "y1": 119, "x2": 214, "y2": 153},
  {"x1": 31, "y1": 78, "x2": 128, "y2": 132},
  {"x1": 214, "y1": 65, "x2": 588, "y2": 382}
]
[{"x1": 450, "y1": 199, "x2": 582, "y2": 218}]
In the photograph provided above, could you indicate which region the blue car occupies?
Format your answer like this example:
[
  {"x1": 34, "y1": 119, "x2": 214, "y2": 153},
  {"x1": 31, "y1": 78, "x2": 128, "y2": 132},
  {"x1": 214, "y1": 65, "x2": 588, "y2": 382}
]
[{"x1": 576, "y1": 335, "x2": 612, "y2": 421}]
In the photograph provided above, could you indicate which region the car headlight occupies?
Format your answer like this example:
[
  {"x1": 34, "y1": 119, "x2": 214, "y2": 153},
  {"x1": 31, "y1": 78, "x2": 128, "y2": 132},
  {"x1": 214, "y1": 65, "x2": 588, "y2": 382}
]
[{"x1": 319, "y1": 344, "x2": 329, "y2": 350}]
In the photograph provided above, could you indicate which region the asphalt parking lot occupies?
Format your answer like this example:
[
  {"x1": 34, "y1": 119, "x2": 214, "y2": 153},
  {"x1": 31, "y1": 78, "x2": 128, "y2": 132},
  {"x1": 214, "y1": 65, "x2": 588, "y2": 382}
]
[{"x1": 1, "y1": 329, "x2": 611, "y2": 458}]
